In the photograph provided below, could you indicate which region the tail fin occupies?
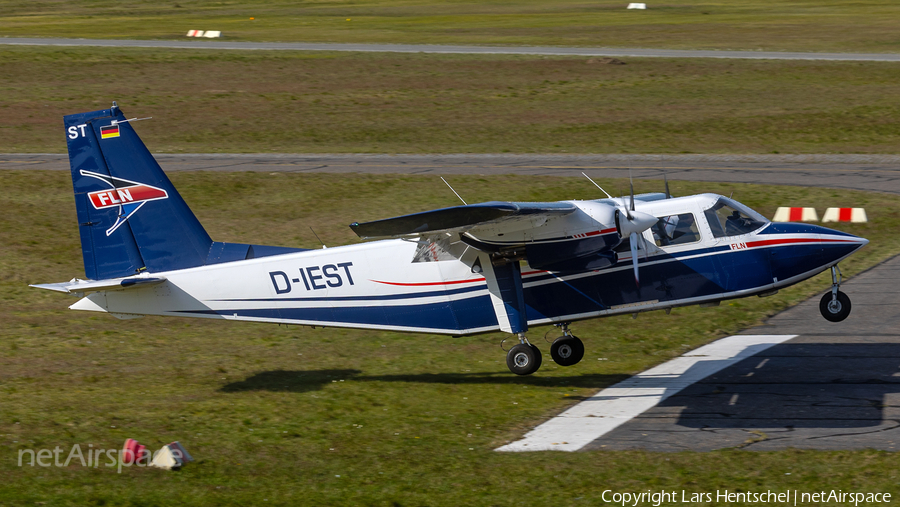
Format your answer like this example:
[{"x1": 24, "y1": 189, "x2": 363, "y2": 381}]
[{"x1": 65, "y1": 104, "x2": 213, "y2": 279}]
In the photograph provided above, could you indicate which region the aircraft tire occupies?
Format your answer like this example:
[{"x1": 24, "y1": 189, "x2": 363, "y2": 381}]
[
  {"x1": 550, "y1": 335, "x2": 585, "y2": 366},
  {"x1": 529, "y1": 343, "x2": 543, "y2": 371},
  {"x1": 819, "y1": 291, "x2": 851, "y2": 322},
  {"x1": 507, "y1": 343, "x2": 541, "y2": 375}
]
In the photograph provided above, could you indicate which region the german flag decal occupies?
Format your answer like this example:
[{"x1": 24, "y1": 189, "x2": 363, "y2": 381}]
[{"x1": 100, "y1": 125, "x2": 120, "y2": 139}]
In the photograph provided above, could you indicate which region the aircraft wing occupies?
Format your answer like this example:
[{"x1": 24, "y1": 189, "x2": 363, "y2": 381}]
[
  {"x1": 349, "y1": 201, "x2": 577, "y2": 240},
  {"x1": 30, "y1": 275, "x2": 167, "y2": 295}
]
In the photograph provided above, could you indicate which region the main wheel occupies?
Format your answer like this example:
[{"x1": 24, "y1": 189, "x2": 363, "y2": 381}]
[
  {"x1": 550, "y1": 335, "x2": 585, "y2": 366},
  {"x1": 529, "y1": 343, "x2": 542, "y2": 371},
  {"x1": 820, "y1": 290, "x2": 851, "y2": 322},
  {"x1": 507, "y1": 343, "x2": 542, "y2": 375}
]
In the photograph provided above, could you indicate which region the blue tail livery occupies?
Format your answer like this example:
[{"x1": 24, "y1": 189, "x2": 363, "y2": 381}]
[{"x1": 62, "y1": 103, "x2": 302, "y2": 280}]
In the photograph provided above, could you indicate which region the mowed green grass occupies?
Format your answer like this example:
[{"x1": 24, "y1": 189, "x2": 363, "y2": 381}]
[
  {"x1": 3, "y1": 0, "x2": 900, "y2": 53},
  {"x1": 4, "y1": 46, "x2": 900, "y2": 155},
  {"x1": 2, "y1": 170, "x2": 900, "y2": 505}
]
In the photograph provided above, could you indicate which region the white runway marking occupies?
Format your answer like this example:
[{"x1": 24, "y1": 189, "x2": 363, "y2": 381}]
[{"x1": 495, "y1": 334, "x2": 796, "y2": 452}]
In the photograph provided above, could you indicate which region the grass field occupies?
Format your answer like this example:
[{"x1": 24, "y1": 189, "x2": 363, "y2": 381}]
[
  {"x1": 3, "y1": 0, "x2": 900, "y2": 53},
  {"x1": 2, "y1": 171, "x2": 899, "y2": 505},
  {"x1": 3, "y1": 46, "x2": 900, "y2": 155}
]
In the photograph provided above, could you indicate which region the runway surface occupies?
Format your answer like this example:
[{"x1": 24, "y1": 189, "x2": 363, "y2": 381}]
[
  {"x1": 8, "y1": 151, "x2": 900, "y2": 451},
  {"x1": 584, "y1": 255, "x2": 900, "y2": 451},
  {"x1": 498, "y1": 335, "x2": 798, "y2": 452},
  {"x1": 6, "y1": 153, "x2": 900, "y2": 195},
  {"x1": 3, "y1": 37, "x2": 900, "y2": 62}
]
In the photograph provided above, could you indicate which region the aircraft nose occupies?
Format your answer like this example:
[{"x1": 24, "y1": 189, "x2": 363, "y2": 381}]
[{"x1": 816, "y1": 225, "x2": 868, "y2": 263}]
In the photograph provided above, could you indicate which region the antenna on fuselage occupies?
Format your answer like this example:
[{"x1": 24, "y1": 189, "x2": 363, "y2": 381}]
[
  {"x1": 664, "y1": 174, "x2": 671, "y2": 199},
  {"x1": 309, "y1": 226, "x2": 327, "y2": 248},
  {"x1": 440, "y1": 177, "x2": 467, "y2": 205},
  {"x1": 629, "y1": 169, "x2": 636, "y2": 214},
  {"x1": 581, "y1": 172, "x2": 613, "y2": 199}
]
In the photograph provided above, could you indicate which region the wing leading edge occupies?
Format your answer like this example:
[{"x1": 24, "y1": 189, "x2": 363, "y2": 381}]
[{"x1": 349, "y1": 201, "x2": 577, "y2": 240}]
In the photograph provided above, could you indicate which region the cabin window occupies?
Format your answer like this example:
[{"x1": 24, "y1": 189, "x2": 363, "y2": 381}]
[
  {"x1": 652, "y1": 213, "x2": 701, "y2": 247},
  {"x1": 704, "y1": 198, "x2": 767, "y2": 238}
]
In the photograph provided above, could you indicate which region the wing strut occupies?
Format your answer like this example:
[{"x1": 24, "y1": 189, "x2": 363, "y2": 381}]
[{"x1": 479, "y1": 254, "x2": 528, "y2": 334}]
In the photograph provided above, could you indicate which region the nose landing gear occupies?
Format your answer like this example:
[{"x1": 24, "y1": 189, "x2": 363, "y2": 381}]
[
  {"x1": 550, "y1": 323, "x2": 585, "y2": 367},
  {"x1": 820, "y1": 265, "x2": 852, "y2": 322}
]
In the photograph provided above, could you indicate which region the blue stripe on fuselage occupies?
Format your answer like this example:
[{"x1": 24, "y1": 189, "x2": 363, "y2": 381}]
[
  {"x1": 211, "y1": 282, "x2": 485, "y2": 303},
  {"x1": 177, "y1": 294, "x2": 498, "y2": 331}
]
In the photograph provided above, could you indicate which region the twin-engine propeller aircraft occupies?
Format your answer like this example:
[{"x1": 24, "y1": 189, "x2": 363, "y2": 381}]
[{"x1": 34, "y1": 105, "x2": 869, "y2": 375}]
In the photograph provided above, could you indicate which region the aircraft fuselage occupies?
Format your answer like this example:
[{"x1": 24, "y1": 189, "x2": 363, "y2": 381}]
[{"x1": 72, "y1": 194, "x2": 866, "y2": 335}]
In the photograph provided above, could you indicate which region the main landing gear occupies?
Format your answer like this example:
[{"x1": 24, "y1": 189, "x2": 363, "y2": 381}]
[
  {"x1": 820, "y1": 265, "x2": 852, "y2": 322},
  {"x1": 504, "y1": 324, "x2": 585, "y2": 375},
  {"x1": 506, "y1": 333, "x2": 543, "y2": 376},
  {"x1": 549, "y1": 323, "x2": 585, "y2": 367}
]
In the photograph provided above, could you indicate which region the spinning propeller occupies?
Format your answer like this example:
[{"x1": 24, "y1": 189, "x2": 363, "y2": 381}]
[{"x1": 615, "y1": 180, "x2": 657, "y2": 287}]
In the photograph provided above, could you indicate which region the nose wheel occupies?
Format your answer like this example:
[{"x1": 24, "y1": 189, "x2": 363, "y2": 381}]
[{"x1": 820, "y1": 265, "x2": 852, "y2": 322}]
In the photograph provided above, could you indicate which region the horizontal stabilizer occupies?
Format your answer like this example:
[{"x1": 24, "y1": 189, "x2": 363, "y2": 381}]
[
  {"x1": 350, "y1": 201, "x2": 577, "y2": 239},
  {"x1": 30, "y1": 275, "x2": 166, "y2": 295}
]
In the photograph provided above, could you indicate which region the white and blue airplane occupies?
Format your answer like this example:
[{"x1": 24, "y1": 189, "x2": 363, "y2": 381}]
[{"x1": 34, "y1": 104, "x2": 869, "y2": 375}]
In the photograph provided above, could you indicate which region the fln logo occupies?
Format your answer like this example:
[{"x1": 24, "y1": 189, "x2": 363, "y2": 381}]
[{"x1": 79, "y1": 170, "x2": 169, "y2": 236}]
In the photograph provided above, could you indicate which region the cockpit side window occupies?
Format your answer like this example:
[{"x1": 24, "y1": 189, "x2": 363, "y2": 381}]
[
  {"x1": 652, "y1": 213, "x2": 701, "y2": 247},
  {"x1": 703, "y1": 198, "x2": 767, "y2": 238}
]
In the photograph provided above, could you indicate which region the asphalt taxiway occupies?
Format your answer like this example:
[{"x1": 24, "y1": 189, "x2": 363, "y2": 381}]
[
  {"x1": 3, "y1": 37, "x2": 900, "y2": 62},
  {"x1": 6, "y1": 153, "x2": 900, "y2": 195}
]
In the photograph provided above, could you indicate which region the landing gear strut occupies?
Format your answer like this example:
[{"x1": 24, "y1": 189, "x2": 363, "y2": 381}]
[
  {"x1": 820, "y1": 265, "x2": 852, "y2": 322},
  {"x1": 550, "y1": 323, "x2": 585, "y2": 367},
  {"x1": 506, "y1": 333, "x2": 542, "y2": 376}
]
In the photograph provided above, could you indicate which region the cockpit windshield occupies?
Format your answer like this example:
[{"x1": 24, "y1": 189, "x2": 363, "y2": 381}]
[{"x1": 703, "y1": 197, "x2": 769, "y2": 238}]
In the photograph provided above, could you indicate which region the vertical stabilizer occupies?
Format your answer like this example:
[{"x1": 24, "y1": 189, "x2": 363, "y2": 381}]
[{"x1": 64, "y1": 105, "x2": 212, "y2": 279}]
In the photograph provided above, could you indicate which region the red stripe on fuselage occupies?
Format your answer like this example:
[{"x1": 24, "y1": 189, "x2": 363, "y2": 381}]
[
  {"x1": 372, "y1": 277, "x2": 486, "y2": 287},
  {"x1": 747, "y1": 237, "x2": 858, "y2": 248},
  {"x1": 371, "y1": 268, "x2": 552, "y2": 287}
]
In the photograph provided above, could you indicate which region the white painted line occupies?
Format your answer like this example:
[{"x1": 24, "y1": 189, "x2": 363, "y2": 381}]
[{"x1": 495, "y1": 334, "x2": 796, "y2": 452}]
